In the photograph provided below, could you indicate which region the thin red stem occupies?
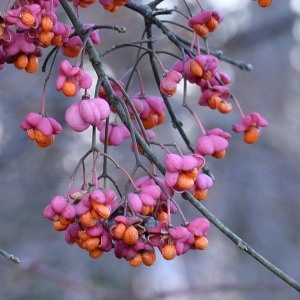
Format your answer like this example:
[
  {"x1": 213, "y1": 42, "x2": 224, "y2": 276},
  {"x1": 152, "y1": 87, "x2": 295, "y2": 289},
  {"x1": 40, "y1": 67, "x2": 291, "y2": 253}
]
[{"x1": 232, "y1": 94, "x2": 245, "y2": 119}]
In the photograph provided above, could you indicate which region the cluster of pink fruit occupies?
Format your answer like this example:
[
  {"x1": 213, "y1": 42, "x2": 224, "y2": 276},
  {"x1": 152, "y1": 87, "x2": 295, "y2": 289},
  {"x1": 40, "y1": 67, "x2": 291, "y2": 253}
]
[
  {"x1": 1, "y1": 0, "x2": 271, "y2": 265},
  {"x1": 43, "y1": 177, "x2": 209, "y2": 266}
]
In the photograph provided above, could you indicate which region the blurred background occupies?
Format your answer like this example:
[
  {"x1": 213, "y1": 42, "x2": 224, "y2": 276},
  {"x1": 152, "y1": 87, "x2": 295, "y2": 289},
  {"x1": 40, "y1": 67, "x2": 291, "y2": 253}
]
[{"x1": 1, "y1": 0, "x2": 300, "y2": 299}]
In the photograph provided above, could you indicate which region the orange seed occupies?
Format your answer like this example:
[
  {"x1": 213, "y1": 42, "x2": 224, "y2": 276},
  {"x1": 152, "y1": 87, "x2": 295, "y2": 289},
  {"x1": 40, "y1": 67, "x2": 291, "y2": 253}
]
[
  {"x1": 212, "y1": 150, "x2": 226, "y2": 159},
  {"x1": 243, "y1": 126, "x2": 261, "y2": 144},
  {"x1": 142, "y1": 111, "x2": 158, "y2": 129},
  {"x1": 156, "y1": 210, "x2": 168, "y2": 222},
  {"x1": 62, "y1": 80, "x2": 77, "y2": 97},
  {"x1": 161, "y1": 244, "x2": 177, "y2": 260},
  {"x1": 21, "y1": 12, "x2": 35, "y2": 26},
  {"x1": 193, "y1": 188, "x2": 208, "y2": 201},
  {"x1": 129, "y1": 253, "x2": 143, "y2": 267},
  {"x1": 202, "y1": 70, "x2": 212, "y2": 80},
  {"x1": 35, "y1": 135, "x2": 54, "y2": 148},
  {"x1": 63, "y1": 45, "x2": 80, "y2": 58},
  {"x1": 39, "y1": 31, "x2": 54, "y2": 46},
  {"x1": 207, "y1": 93, "x2": 221, "y2": 110},
  {"x1": 25, "y1": 54, "x2": 39, "y2": 73},
  {"x1": 83, "y1": 237, "x2": 100, "y2": 251},
  {"x1": 112, "y1": 223, "x2": 127, "y2": 239},
  {"x1": 79, "y1": 211, "x2": 97, "y2": 227},
  {"x1": 189, "y1": 60, "x2": 203, "y2": 77},
  {"x1": 78, "y1": 230, "x2": 90, "y2": 241},
  {"x1": 193, "y1": 24, "x2": 209, "y2": 37},
  {"x1": 51, "y1": 34, "x2": 63, "y2": 46},
  {"x1": 91, "y1": 202, "x2": 111, "y2": 219},
  {"x1": 157, "y1": 112, "x2": 165, "y2": 126},
  {"x1": 123, "y1": 225, "x2": 139, "y2": 245},
  {"x1": 258, "y1": 0, "x2": 272, "y2": 7},
  {"x1": 140, "y1": 205, "x2": 154, "y2": 216},
  {"x1": 41, "y1": 16, "x2": 54, "y2": 31},
  {"x1": 89, "y1": 248, "x2": 103, "y2": 259},
  {"x1": 206, "y1": 18, "x2": 218, "y2": 32},
  {"x1": 14, "y1": 53, "x2": 28, "y2": 69},
  {"x1": 53, "y1": 220, "x2": 68, "y2": 231},
  {"x1": 27, "y1": 129, "x2": 36, "y2": 140},
  {"x1": 58, "y1": 216, "x2": 70, "y2": 226},
  {"x1": 194, "y1": 236, "x2": 209, "y2": 250},
  {"x1": 142, "y1": 251, "x2": 156, "y2": 266},
  {"x1": 176, "y1": 172, "x2": 196, "y2": 190},
  {"x1": 31, "y1": 129, "x2": 54, "y2": 147},
  {"x1": 218, "y1": 101, "x2": 232, "y2": 114}
]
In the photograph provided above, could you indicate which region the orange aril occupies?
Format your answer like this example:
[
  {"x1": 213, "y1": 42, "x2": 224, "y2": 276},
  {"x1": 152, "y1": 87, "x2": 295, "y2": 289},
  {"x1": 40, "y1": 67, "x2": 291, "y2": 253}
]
[
  {"x1": 190, "y1": 168, "x2": 199, "y2": 180},
  {"x1": 89, "y1": 248, "x2": 103, "y2": 259},
  {"x1": 31, "y1": 129, "x2": 54, "y2": 147},
  {"x1": 39, "y1": 31, "x2": 54, "y2": 46},
  {"x1": 243, "y1": 125, "x2": 261, "y2": 144},
  {"x1": 35, "y1": 135, "x2": 54, "y2": 148},
  {"x1": 33, "y1": 129, "x2": 49, "y2": 141},
  {"x1": 91, "y1": 202, "x2": 110, "y2": 219},
  {"x1": 140, "y1": 205, "x2": 154, "y2": 216},
  {"x1": 103, "y1": 4, "x2": 117, "y2": 12},
  {"x1": 90, "y1": 209, "x2": 99, "y2": 219},
  {"x1": 189, "y1": 59, "x2": 203, "y2": 77},
  {"x1": 27, "y1": 129, "x2": 36, "y2": 140},
  {"x1": 129, "y1": 253, "x2": 143, "y2": 267},
  {"x1": 176, "y1": 168, "x2": 198, "y2": 190},
  {"x1": 207, "y1": 93, "x2": 220, "y2": 109},
  {"x1": 176, "y1": 172, "x2": 195, "y2": 190},
  {"x1": 79, "y1": 211, "x2": 97, "y2": 227},
  {"x1": 193, "y1": 188, "x2": 208, "y2": 201},
  {"x1": 21, "y1": 12, "x2": 35, "y2": 27},
  {"x1": 218, "y1": 101, "x2": 232, "y2": 114},
  {"x1": 193, "y1": 24, "x2": 209, "y2": 37},
  {"x1": 157, "y1": 112, "x2": 165, "y2": 125},
  {"x1": 41, "y1": 16, "x2": 54, "y2": 31},
  {"x1": 58, "y1": 216, "x2": 70, "y2": 226},
  {"x1": 161, "y1": 244, "x2": 177, "y2": 260},
  {"x1": 212, "y1": 150, "x2": 226, "y2": 159},
  {"x1": 83, "y1": 237, "x2": 100, "y2": 251},
  {"x1": 142, "y1": 251, "x2": 156, "y2": 266},
  {"x1": 79, "y1": 1, "x2": 89, "y2": 8},
  {"x1": 25, "y1": 54, "x2": 39, "y2": 73},
  {"x1": 103, "y1": 0, "x2": 126, "y2": 12},
  {"x1": 63, "y1": 45, "x2": 81, "y2": 58},
  {"x1": 194, "y1": 236, "x2": 209, "y2": 250},
  {"x1": 51, "y1": 35, "x2": 63, "y2": 46},
  {"x1": 14, "y1": 53, "x2": 28, "y2": 69},
  {"x1": 206, "y1": 18, "x2": 218, "y2": 32},
  {"x1": 202, "y1": 71, "x2": 212, "y2": 80},
  {"x1": 156, "y1": 210, "x2": 168, "y2": 222},
  {"x1": 75, "y1": 238, "x2": 85, "y2": 248},
  {"x1": 62, "y1": 80, "x2": 77, "y2": 97},
  {"x1": 79, "y1": 0, "x2": 96, "y2": 7},
  {"x1": 0, "y1": 24, "x2": 5, "y2": 38},
  {"x1": 142, "y1": 111, "x2": 158, "y2": 129},
  {"x1": 76, "y1": 231, "x2": 90, "y2": 248},
  {"x1": 111, "y1": 223, "x2": 126, "y2": 239},
  {"x1": 78, "y1": 230, "x2": 90, "y2": 241},
  {"x1": 33, "y1": 129, "x2": 48, "y2": 142},
  {"x1": 123, "y1": 225, "x2": 139, "y2": 245},
  {"x1": 116, "y1": 0, "x2": 126, "y2": 5},
  {"x1": 53, "y1": 220, "x2": 68, "y2": 231},
  {"x1": 258, "y1": 0, "x2": 272, "y2": 7}
]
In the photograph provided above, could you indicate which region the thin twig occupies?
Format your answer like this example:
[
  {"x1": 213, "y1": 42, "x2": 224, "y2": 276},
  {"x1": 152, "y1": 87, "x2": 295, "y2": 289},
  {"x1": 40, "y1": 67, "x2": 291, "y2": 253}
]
[
  {"x1": 0, "y1": 248, "x2": 21, "y2": 264},
  {"x1": 184, "y1": 191, "x2": 300, "y2": 292}
]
